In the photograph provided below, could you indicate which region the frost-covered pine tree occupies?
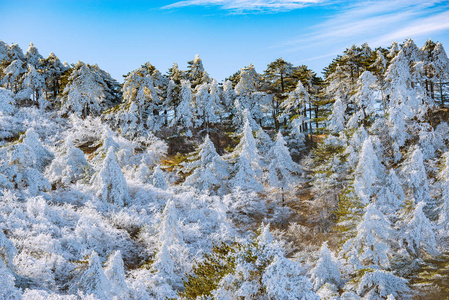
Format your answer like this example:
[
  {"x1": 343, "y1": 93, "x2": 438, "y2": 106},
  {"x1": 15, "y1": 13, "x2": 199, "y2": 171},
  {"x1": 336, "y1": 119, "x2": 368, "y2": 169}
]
[
  {"x1": 2, "y1": 59, "x2": 25, "y2": 92},
  {"x1": 266, "y1": 132, "x2": 302, "y2": 204},
  {"x1": 354, "y1": 136, "x2": 385, "y2": 204},
  {"x1": 340, "y1": 204, "x2": 394, "y2": 269},
  {"x1": 69, "y1": 251, "x2": 112, "y2": 299},
  {"x1": 93, "y1": 147, "x2": 129, "y2": 206},
  {"x1": 255, "y1": 127, "x2": 273, "y2": 157},
  {"x1": 401, "y1": 201, "x2": 439, "y2": 257},
  {"x1": 229, "y1": 116, "x2": 264, "y2": 192},
  {"x1": 0, "y1": 228, "x2": 18, "y2": 273},
  {"x1": 186, "y1": 54, "x2": 209, "y2": 88},
  {"x1": 438, "y1": 152, "x2": 449, "y2": 230},
  {"x1": 376, "y1": 169, "x2": 405, "y2": 216},
  {"x1": 327, "y1": 97, "x2": 346, "y2": 133},
  {"x1": 24, "y1": 42, "x2": 43, "y2": 68},
  {"x1": 104, "y1": 250, "x2": 128, "y2": 298},
  {"x1": 46, "y1": 136, "x2": 89, "y2": 187},
  {"x1": 347, "y1": 71, "x2": 379, "y2": 129},
  {"x1": 279, "y1": 80, "x2": 310, "y2": 123},
  {"x1": 309, "y1": 241, "x2": 341, "y2": 292},
  {"x1": 171, "y1": 80, "x2": 194, "y2": 136},
  {"x1": 402, "y1": 146, "x2": 436, "y2": 217},
  {"x1": 22, "y1": 65, "x2": 45, "y2": 104},
  {"x1": 150, "y1": 240, "x2": 179, "y2": 299},
  {"x1": 183, "y1": 135, "x2": 229, "y2": 194},
  {"x1": 344, "y1": 269, "x2": 410, "y2": 299},
  {"x1": 0, "y1": 229, "x2": 20, "y2": 300},
  {"x1": 151, "y1": 165, "x2": 167, "y2": 190},
  {"x1": 192, "y1": 82, "x2": 220, "y2": 132}
]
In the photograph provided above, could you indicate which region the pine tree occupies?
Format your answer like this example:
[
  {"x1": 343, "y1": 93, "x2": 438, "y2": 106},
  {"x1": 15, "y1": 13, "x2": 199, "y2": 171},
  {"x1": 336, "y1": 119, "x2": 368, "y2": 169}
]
[
  {"x1": 401, "y1": 201, "x2": 439, "y2": 257},
  {"x1": 347, "y1": 71, "x2": 378, "y2": 129},
  {"x1": 266, "y1": 132, "x2": 302, "y2": 204},
  {"x1": 340, "y1": 203, "x2": 394, "y2": 269},
  {"x1": 104, "y1": 250, "x2": 128, "y2": 298},
  {"x1": 186, "y1": 54, "x2": 209, "y2": 88},
  {"x1": 183, "y1": 135, "x2": 229, "y2": 194},
  {"x1": 327, "y1": 97, "x2": 346, "y2": 133},
  {"x1": 69, "y1": 251, "x2": 112, "y2": 299},
  {"x1": 93, "y1": 147, "x2": 129, "y2": 206},
  {"x1": 171, "y1": 80, "x2": 194, "y2": 136},
  {"x1": 354, "y1": 136, "x2": 385, "y2": 204},
  {"x1": 438, "y1": 152, "x2": 449, "y2": 231},
  {"x1": 24, "y1": 42, "x2": 43, "y2": 68},
  {"x1": 309, "y1": 241, "x2": 341, "y2": 291},
  {"x1": 151, "y1": 165, "x2": 167, "y2": 190}
]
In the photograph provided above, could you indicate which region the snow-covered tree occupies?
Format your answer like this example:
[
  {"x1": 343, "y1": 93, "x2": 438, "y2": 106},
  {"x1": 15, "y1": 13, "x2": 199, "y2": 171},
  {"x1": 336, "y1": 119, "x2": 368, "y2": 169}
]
[
  {"x1": 92, "y1": 147, "x2": 129, "y2": 206},
  {"x1": 401, "y1": 201, "x2": 439, "y2": 257},
  {"x1": 183, "y1": 135, "x2": 229, "y2": 194},
  {"x1": 151, "y1": 165, "x2": 167, "y2": 190},
  {"x1": 347, "y1": 71, "x2": 379, "y2": 129},
  {"x1": 186, "y1": 54, "x2": 209, "y2": 88},
  {"x1": 354, "y1": 136, "x2": 385, "y2": 204},
  {"x1": 309, "y1": 241, "x2": 341, "y2": 292},
  {"x1": 69, "y1": 251, "x2": 112, "y2": 299},
  {"x1": 266, "y1": 132, "x2": 302, "y2": 203},
  {"x1": 104, "y1": 250, "x2": 128, "y2": 298},
  {"x1": 328, "y1": 97, "x2": 346, "y2": 133},
  {"x1": 340, "y1": 204, "x2": 394, "y2": 269},
  {"x1": 45, "y1": 136, "x2": 89, "y2": 187},
  {"x1": 171, "y1": 80, "x2": 194, "y2": 136},
  {"x1": 280, "y1": 80, "x2": 310, "y2": 123}
]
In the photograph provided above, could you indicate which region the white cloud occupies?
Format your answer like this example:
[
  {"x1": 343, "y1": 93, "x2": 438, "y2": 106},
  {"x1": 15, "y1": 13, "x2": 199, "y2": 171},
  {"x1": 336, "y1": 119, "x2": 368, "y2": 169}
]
[
  {"x1": 163, "y1": 0, "x2": 323, "y2": 12},
  {"x1": 281, "y1": 0, "x2": 449, "y2": 51}
]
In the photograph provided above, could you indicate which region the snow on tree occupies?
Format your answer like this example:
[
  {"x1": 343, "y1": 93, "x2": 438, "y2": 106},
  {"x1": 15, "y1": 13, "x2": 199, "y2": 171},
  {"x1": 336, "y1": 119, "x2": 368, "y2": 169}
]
[
  {"x1": 149, "y1": 240, "x2": 179, "y2": 299},
  {"x1": 402, "y1": 146, "x2": 436, "y2": 217},
  {"x1": 266, "y1": 132, "x2": 302, "y2": 204},
  {"x1": 229, "y1": 116, "x2": 264, "y2": 192},
  {"x1": 388, "y1": 41, "x2": 400, "y2": 59},
  {"x1": 401, "y1": 201, "x2": 439, "y2": 257},
  {"x1": 223, "y1": 187, "x2": 266, "y2": 223},
  {"x1": 151, "y1": 165, "x2": 167, "y2": 190},
  {"x1": 0, "y1": 87, "x2": 16, "y2": 115},
  {"x1": 104, "y1": 250, "x2": 128, "y2": 298},
  {"x1": 262, "y1": 255, "x2": 319, "y2": 300},
  {"x1": 344, "y1": 269, "x2": 410, "y2": 300},
  {"x1": 2, "y1": 59, "x2": 25, "y2": 92},
  {"x1": 279, "y1": 80, "x2": 310, "y2": 123},
  {"x1": 22, "y1": 65, "x2": 46, "y2": 104},
  {"x1": 347, "y1": 71, "x2": 379, "y2": 129},
  {"x1": 183, "y1": 135, "x2": 229, "y2": 194},
  {"x1": 41, "y1": 52, "x2": 67, "y2": 99},
  {"x1": 328, "y1": 97, "x2": 346, "y2": 133},
  {"x1": 192, "y1": 82, "x2": 220, "y2": 131},
  {"x1": 376, "y1": 169, "x2": 405, "y2": 216},
  {"x1": 354, "y1": 136, "x2": 385, "y2": 204},
  {"x1": 24, "y1": 42, "x2": 43, "y2": 68},
  {"x1": 46, "y1": 136, "x2": 89, "y2": 187},
  {"x1": 60, "y1": 61, "x2": 119, "y2": 118},
  {"x1": 222, "y1": 79, "x2": 236, "y2": 108},
  {"x1": 255, "y1": 127, "x2": 273, "y2": 157},
  {"x1": 287, "y1": 116, "x2": 306, "y2": 154},
  {"x1": 171, "y1": 80, "x2": 194, "y2": 136},
  {"x1": 0, "y1": 228, "x2": 18, "y2": 273},
  {"x1": 92, "y1": 147, "x2": 129, "y2": 206},
  {"x1": 7, "y1": 43, "x2": 25, "y2": 62},
  {"x1": 438, "y1": 152, "x2": 449, "y2": 230},
  {"x1": 186, "y1": 54, "x2": 209, "y2": 88},
  {"x1": 309, "y1": 241, "x2": 341, "y2": 292},
  {"x1": 340, "y1": 204, "x2": 394, "y2": 270},
  {"x1": 69, "y1": 251, "x2": 112, "y2": 299},
  {"x1": 23, "y1": 128, "x2": 54, "y2": 171}
]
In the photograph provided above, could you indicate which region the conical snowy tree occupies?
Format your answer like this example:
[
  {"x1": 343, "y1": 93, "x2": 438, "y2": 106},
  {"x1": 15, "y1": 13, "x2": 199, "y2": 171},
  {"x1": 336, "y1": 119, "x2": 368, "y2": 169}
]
[
  {"x1": 24, "y1": 42, "x2": 43, "y2": 68},
  {"x1": 255, "y1": 127, "x2": 273, "y2": 157},
  {"x1": 229, "y1": 116, "x2": 264, "y2": 192},
  {"x1": 93, "y1": 147, "x2": 129, "y2": 206},
  {"x1": 69, "y1": 251, "x2": 112, "y2": 299},
  {"x1": 376, "y1": 169, "x2": 405, "y2": 216},
  {"x1": 344, "y1": 269, "x2": 410, "y2": 300},
  {"x1": 402, "y1": 146, "x2": 436, "y2": 218},
  {"x1": 347, "y1": 71, "x2": 379, "y2": 129},
  {"x1": 340, "y1": 204, "x2": 394, "y2": 269},
  {"x1": 171, "y1": 80, "x2": 194, "y2": 136},
  {"x1": 46, "y1": 136, "x2": 89, "y2": 187},
  {"x1": 438, "y1": 152, "x2": 449, "y2": 230},
  {"x1": 151, "y1": 165, "x2": 167, "y2": 190},
  {"x1": 104, "y1": 250, "x2": 128, "y2": 298},
  {"x1": 279, "y1": 80, "x2": 310, "y2": 123},
  {"x1": 183, "y1": 135, "x2": 229, "y2": 194},
  {"x1": 22, "y1": 64, "x2": 45, "y2": 103},
  {"x1": 149, "y1": 240, "x2": 179, "y2": 299},
  {"x1": 401, "y1": 201, "x2": 439, "y2": 257},
  {"x1": 186, "y1": 54, "x2": 209, "y2": 88},
  {"x1": 0, "y1": 228, "x2": 18, "y2": 273},
  {"x1": 354, "y1": 136, "x2": 385, "y2": 204},
  {"x1": 2, "y1": 59, "x2": 25, "y2": 92},
  {"x1": 266, "y1": 132, "x2": 302, "y2": 204},
  {"x1": 327, "y1": 97, "x2": 346, "y2": 133},
  {"x1": 309, "y1": 241, "x2": 341, "y2": 292},
  {"x1": 0, "y1": 229, "x2": 20, "y2": 300}
]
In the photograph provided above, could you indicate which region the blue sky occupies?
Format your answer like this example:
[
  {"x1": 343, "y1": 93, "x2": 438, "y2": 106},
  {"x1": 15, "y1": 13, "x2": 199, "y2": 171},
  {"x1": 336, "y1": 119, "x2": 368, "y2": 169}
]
[{"x1": 1, "y1": 0, "x2": 448, "y2": 82}]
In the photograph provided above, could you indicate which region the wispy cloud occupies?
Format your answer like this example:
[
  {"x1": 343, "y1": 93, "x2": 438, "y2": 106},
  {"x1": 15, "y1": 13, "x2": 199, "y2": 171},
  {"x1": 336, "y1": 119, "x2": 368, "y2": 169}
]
[
  {"x1": 162, "y1": 0, "x2": 324, "y2": 12},
  {"x1": 282, "y1": 0, "x2": 449, "y2": 51}
]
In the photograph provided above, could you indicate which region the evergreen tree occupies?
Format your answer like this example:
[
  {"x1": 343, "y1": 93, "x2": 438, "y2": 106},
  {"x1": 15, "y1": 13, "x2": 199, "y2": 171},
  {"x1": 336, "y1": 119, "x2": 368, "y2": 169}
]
[
  {"x1": 171, "y1": 80, "x2": 194, "y2": 136},
  {"x1": 186, "y1": 54, "x2": 209, "y2": 88},
  {"x1": 309, "y1": 241, "x2": 341, "y2": 292},
  {"x1": 151, "y1": 165, "x2": 167, "y2": 190},
  {"x1": 104, "y1": 250, "x2": 128, "y2": 298},
  {"x1": 92, "y1": 147, "x2": 129, "y2": 206}
]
